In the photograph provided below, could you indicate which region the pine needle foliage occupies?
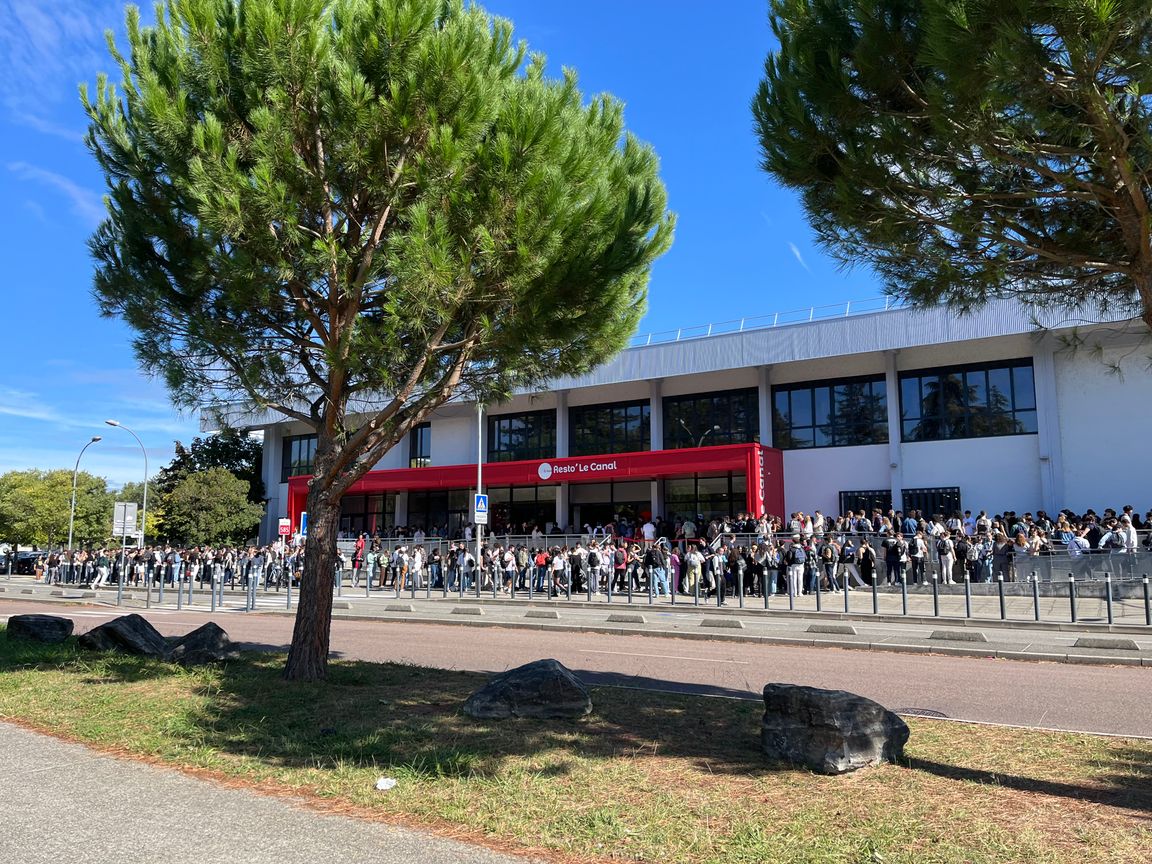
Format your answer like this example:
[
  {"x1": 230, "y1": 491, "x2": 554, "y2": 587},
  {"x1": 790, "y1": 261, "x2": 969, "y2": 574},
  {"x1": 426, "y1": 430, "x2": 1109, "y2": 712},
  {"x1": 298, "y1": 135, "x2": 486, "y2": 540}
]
[
  {"x1": 83, "y1": 0, "x2": 673, "y2": 679},
  {"x1": 754, "y1": 0, "x2": 1152, "y2": 330}
]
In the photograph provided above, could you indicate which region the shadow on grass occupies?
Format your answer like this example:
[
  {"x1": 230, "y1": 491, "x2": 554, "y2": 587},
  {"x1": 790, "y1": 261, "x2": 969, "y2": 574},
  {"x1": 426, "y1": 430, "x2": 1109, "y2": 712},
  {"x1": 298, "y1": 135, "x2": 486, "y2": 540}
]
[
  {"x1": 907, "y1": 755, "x2": 1152, "y2": 817},
  {"x1": 3, "y1": 627, "x2": 1152, "y2": 815}
]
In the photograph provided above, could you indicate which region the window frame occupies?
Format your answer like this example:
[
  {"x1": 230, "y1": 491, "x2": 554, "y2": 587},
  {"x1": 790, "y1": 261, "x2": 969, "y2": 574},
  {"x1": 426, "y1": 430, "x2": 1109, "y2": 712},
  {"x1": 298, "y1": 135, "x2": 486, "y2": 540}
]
[
  {"x1": 486, "y1": 409, "x2": 557, "y2": 463},
  {"x1": 569, "y1": 399, "x2": 651, "y2": 457},
  {"x1": 898, "y1": 358, "x2": 1038, "y2": 443},
  {"x1": 408, "y1": 422, "x2": 431, "y2": 468},
  {"x1": 771, "y1": 374, "x2": 889, "y2": 450},
  {"x1": 280, "y1": 434, "x2": 317, "y2": 483},
  {"x1": 662, "y1": 388, "x2": 759, "y2": 450}
]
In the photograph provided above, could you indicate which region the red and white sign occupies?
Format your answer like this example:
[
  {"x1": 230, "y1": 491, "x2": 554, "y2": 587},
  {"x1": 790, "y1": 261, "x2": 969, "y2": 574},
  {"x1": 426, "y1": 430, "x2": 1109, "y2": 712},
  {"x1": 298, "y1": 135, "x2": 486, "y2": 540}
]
[{"x1": 277, "y1": 517, "x2": 292, "y2": 536}]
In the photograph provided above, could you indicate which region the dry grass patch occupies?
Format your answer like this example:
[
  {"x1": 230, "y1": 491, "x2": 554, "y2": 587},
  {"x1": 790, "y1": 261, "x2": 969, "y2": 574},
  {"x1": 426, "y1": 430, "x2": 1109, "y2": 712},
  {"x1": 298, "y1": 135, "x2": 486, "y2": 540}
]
[{"x1": 0, "y1": 627, "x2": 1148, "y2": 864}]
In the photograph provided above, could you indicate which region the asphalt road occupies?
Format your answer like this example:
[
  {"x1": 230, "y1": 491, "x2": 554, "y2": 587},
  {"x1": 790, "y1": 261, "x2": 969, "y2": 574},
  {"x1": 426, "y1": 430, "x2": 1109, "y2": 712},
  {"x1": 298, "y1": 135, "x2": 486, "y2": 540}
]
[{"x1": 4, "y1": 601, "x2": 1151, "y2": 737}]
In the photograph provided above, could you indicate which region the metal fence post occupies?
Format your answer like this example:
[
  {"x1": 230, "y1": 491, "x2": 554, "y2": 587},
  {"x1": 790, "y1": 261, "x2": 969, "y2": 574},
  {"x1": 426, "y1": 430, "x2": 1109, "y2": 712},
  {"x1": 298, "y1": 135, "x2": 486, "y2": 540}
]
[
  {"x1": 871, "y1": 577, "x2": 878, "y2": 614},
  {"x1": 814, "y1": 568, "x2": 822, "y2": 612},
  {"x1": 566, "y1": 565, "x2": 572, "y2": 601},
  {"x1": 187, "y1": 569, "x2": 194, "y2": 606},
  {"x1": 788, "y1": 572, "x2": 795, "y2": 611},
  {"x1": 693, "y1": 568, "x2": 699, "y2": 606},
  {"x1": 1104, "y1": 574, "x2": 1114, "y2": 625},
  {"x1": 997, "y1": 574, "x2": 1006, "y2": 620},
  {"x1": 176, "y1": 570, "x2": 184, "y2": 609},
  {"x1": 1144, "y1": 575, "x2": 1151, "y2": 626},
  {"x1": 1068, "y1": 574, "x2": 1077, "y2": 623},
  {"x1": 210, "y1": 573, "x2": 217, "y2": 613},
  {"x1": 963, "y1": 572, "x2": 972, "y2": 618},
  {"x1": 900, "y1": 574, "x2": 908, "y2": 616},
  {"x1": 1031, "y1": 571, "x2": 1040, "y2": 621},
  {"x1": 737, "y1": 567, "x2": 744, "y2": 609},
  {"x1": 286, "y1": 573, "x2": 292, "y2": 610},
  {"x1": 843, "y1": 577, "x2": 850, "y2": 613},
  {"x1": 931, "y1": 574, "x2": 939, "y2": 617}
]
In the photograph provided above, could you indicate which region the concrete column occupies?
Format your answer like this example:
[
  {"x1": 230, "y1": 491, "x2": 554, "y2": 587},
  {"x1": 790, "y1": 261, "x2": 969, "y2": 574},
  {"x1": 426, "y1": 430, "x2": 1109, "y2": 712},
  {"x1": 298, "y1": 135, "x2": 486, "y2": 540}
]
[
  {"x1": 649, "y1": 378, "x2": 664, "y2": 450},
  {"x1": 1033, "y1": 337, "x2": 1064, "y2": 514},
  {"x1": 555, "y1": 390, "x2": 569, "y2": 458},
  {"x1": 650, "y1": 479, "x2": 662, "y2": 521},
  {"x1": 394, "y1": 491, "x2": 409, "y2": 528},
  {"x1": 556, "y1": 483, "x2": 569, "y2": 532},
  {"x1": 758, "y1": 365, "x2": 773, "y2": 446},
  {"x1": 261, "y1": 426, "x2": 284, "y2": 544},
  {"x1": 884, "y1": 350, "x2": 902, "y2": 510}
]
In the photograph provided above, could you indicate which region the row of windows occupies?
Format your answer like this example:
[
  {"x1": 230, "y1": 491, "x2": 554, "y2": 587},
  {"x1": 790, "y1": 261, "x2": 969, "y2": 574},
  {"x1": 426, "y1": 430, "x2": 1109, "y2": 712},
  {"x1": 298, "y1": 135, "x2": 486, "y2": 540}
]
[
  {"x1": 280, "y1": 359, "x2": 1042, "y2": 479},
  {"x1": 772, "y1": 359, "x2": 1039, "y2": 449}
]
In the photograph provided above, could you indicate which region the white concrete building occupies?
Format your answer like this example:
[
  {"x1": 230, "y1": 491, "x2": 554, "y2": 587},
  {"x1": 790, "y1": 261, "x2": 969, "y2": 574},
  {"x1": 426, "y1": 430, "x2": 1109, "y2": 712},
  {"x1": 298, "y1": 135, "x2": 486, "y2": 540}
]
[{"x1": 227, "y1": 299, "x2": 1152, "y2": 542}]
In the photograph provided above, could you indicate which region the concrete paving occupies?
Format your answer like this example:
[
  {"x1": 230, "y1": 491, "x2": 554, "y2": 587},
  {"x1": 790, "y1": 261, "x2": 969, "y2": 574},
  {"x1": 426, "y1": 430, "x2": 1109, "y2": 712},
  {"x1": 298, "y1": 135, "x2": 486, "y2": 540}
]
[{"x1": 0, "y1": 722, "x2": 531, "y2": 864}]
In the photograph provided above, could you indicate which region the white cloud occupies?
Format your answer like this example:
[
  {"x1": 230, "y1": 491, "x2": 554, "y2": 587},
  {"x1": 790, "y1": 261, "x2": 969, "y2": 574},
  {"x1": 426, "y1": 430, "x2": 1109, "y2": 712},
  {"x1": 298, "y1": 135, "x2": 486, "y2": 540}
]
[
  {"x1": 788, "y1": 242, "x2": 811, "y2": 273},
  {"x1": 13, "y1": 111, "x2": 84, "y2": 142},
  {"x1": 8, "y1": 160, "x2": 104, "y2": 226}
]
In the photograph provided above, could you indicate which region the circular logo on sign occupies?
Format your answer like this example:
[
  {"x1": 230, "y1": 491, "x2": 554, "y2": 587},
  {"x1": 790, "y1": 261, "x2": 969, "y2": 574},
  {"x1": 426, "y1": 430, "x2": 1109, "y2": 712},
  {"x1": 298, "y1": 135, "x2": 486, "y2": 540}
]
[{"x1": 537, "y1": 462, "x2": 553, "y2": 480}]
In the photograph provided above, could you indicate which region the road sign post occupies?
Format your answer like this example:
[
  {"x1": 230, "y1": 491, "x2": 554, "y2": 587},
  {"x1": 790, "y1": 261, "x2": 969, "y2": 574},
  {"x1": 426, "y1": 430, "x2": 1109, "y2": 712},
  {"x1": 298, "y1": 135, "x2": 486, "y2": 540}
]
[
  {"x1": 278, "y1": 518, "x2": 292, "y2": 537},
  {"x1": 473, "y1": 494, "x2": 489, "y2": 526}
]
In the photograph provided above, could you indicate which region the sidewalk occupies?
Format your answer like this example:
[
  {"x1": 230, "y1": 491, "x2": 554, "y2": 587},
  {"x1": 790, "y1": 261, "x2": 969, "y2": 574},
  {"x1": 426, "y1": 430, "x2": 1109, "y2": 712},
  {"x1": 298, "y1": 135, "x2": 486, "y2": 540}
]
[
  {"x1": 4, "y1": 575, "x2": 1152, "y2": 667},
  {"x1": 0, "y1": 722, "x2": 529, "y2": 864}
]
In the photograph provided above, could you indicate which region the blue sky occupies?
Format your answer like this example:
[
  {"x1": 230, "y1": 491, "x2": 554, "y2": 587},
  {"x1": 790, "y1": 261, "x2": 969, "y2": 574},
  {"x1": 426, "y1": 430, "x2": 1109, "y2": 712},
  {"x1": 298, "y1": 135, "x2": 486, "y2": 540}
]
[{"x1": 0, "y1": 0, "x2": 882, "y2": 486}]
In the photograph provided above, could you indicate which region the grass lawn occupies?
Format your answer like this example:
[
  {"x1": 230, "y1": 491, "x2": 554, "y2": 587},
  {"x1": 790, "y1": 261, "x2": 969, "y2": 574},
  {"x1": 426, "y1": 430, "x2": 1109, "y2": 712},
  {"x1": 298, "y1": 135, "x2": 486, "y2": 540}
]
[{"x1": 1, "y1": 625, "x2": 1149, "y2": 864}]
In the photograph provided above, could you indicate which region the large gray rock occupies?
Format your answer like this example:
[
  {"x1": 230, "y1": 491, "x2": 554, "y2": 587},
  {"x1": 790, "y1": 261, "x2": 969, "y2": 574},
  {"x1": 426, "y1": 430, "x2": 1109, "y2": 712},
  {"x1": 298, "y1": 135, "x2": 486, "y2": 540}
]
[
  {"x1": 463, "y1": 659, "x2": 592, "y2": 720},
  {"x1": 7, "y1": 614, "x2": 74, "y2": 643},
  {"x1": 168, "y1": 622, "x2": 238, "y2": 666},
  {"x1": 77, "y1": 614, "x2": 169, "y2": 659},
  {"x1": 761, "y1": 683, "x2": 909, "y2": 775}
]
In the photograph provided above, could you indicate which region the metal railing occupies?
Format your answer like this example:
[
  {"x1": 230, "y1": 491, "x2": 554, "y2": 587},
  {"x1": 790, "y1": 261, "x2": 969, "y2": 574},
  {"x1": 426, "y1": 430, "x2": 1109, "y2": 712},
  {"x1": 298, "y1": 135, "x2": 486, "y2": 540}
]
[{"x1": 625, "y1": 296, "x2": 902, "y2": 348}]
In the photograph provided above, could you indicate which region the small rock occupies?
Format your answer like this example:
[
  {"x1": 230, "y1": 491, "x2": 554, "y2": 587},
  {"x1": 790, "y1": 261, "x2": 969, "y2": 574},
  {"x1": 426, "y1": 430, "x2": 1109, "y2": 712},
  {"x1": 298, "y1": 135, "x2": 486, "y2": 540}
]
[
  {"x1": 168, "y1": 622, "x2": 238, "y2": 666},
  {"x1": 761, "y1": 683, "x2": 909, "y2": 775},
  {"x1": 463, "y1": 658, "x2": 592, "y2": 720},
  {"x1": 6, "y1": 614, "x2": 74, "y2": 644}
]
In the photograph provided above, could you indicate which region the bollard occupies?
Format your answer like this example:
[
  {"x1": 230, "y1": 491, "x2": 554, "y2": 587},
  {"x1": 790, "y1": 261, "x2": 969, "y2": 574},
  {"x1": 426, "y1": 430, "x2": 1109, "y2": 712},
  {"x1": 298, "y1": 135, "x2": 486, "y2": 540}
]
[
  {"x1": 693, "y1": 569, "x2": 699, "y2": 607},
  {"x1": 1105, "y1": 574, "x2": 1114, "y2": 625},
  {"x1": 764, "y1": 571, "x2": 770, "y2": 610},
  {"x1": 1068, "y1": 574, "x2": 1077, "y2": 623},
  {"x1": 843, "y1": 577, "x2": 849, "y2": 614},
  {"x1": 997, "y1": 574, "x2": 1006, "y2": 620},
  {"x1": 158, "y1": 575, "x2": 165, "y2": 605},
  {"x1": 607, "y1": 571, "x2": 613, "y2": 604},
  {"x1": 963, "y1": 572, "x2": 972, "y2": 618},
  {"x1": 628, "y1": 570, "x2": 634, "y2": 605},
  {"x1": 177, "y1": 574, "x2": 184, "y2": 610},
  {"x1": 648, "y1": 568, "x2": 654, "y2": 606},
  {"x1": 931, "y1": 574, "x2": 939, "y2": 617},
  {"x1": 788, "y1": 576, "x2": 795, "y2": 611},
  {"x1": 566, "y1": 566, "x2": 572, "y2": 601},
  {"x1": 900, "y1": 574, "x2": 908, "y2": 616},
  {"x1": 871, "y1": 577, "x2": 878, "y2": 615},
  {"x1": 1144, "y1": 576, "x2": 1151, "y2": 626},
  {"x1": 1031, "y1": 571, "x2": 1041, "y2": 622},
  {"x1": 337, "y1": 569, "x2": 343, "y2": 597},
  {"x1": 426, "y1": 572, "x2": 431, "y2": 601},
  {"x1": 116, "y1": 571, "x2": 124, "y2": 607},
  {"x1": 286, "y1": 574, "x2": 292, "y2": 610},
  {"x1": 586, "y1": 568, "x2": 593, "y2": 603},
  {"x1": 210, "y1": 576, "x2": 217, "y2": 613},
  {"x1": 528, "y1": 569, "x2": 534, "y2": 601},
  {"x1": 366, "y1": 572, "x2": 371, "y2": 600},
  {"x1": 814, "y1": 570, "x2": 822, "y2": 612},
  {"x1": 187, "y1": 572, "x2": 194, "y2": 606}
]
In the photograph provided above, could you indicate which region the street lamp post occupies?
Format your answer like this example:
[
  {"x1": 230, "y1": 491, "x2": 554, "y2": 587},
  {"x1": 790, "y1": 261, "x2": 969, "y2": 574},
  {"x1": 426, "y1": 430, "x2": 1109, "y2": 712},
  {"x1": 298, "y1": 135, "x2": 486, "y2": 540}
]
[
  {"x1": 679, "y1": 420, "x2": 722, "y2": 449},
  {"x1": 105, "y1": 420, "x2": 148, "y2": 549},
  {"x1": 67, "y1": 436, "x2": 103, "y2": 553}
]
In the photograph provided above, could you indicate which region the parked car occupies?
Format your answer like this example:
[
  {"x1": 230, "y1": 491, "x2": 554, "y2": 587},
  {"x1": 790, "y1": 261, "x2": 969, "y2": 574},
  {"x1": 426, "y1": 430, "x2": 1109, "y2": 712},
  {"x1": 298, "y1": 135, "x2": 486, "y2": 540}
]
[{"x1": 14, "y1": 550, "x2": 48, "y2": 575}]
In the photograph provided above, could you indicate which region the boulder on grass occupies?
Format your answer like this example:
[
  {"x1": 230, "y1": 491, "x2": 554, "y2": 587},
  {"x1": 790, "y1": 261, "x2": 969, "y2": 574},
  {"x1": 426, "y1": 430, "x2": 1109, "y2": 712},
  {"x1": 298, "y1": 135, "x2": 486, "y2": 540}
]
[
  {"x1": 463, "y1": 659, "x2": 592, "y2": 720},
  {"x1": 761, "y1": 683, "x2": 909, "y2": 775},
  {"x1": 77, "y1": 614, "x2": 169, "y2": 659},
  {"x1": 7, "y1": 614, "x2": 74, "y2": 643},
  {"x1": 168, "y1": 622, "x2": 238, "y2": 666}
]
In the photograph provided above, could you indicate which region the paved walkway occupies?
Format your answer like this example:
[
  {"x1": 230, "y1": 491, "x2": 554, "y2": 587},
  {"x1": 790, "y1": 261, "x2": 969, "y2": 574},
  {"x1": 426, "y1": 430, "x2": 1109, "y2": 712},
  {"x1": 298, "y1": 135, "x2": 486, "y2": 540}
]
[{"x1": 0, "y1": 722, "x2": 529, "y2": 864}]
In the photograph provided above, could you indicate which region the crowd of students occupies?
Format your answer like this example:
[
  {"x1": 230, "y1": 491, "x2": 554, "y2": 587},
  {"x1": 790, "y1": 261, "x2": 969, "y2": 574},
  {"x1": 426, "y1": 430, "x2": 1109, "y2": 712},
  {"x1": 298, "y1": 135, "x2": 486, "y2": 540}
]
[{"x1": 25, "y1": 502, "x2": 1150, "y2": 594}]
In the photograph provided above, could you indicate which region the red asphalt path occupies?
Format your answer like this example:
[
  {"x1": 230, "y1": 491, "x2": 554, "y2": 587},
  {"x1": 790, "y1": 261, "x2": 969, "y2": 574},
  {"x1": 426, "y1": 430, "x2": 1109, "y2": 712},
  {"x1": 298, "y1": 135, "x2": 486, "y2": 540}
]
[{"x1": 3, "y1": 601, "x2": 1150, "y2": 737}]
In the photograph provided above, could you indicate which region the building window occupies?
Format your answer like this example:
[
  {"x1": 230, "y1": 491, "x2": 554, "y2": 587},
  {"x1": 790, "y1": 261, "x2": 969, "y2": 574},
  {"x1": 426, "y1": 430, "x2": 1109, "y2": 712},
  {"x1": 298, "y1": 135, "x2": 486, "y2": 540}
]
[
  {"x1": 664, "y1": 474, "x2": 747, "y2": 522},
  {"x1": 570, "y1": 400, "x2": 651, "y2": 456},
  {"x1": 772, "y1": 375, "x2": 888, "y2": 449},
  {"x1": 663, "y1": 388, "x2": 758, "y2": 449},
  {"x1": 900, "y1": 359, "x2": 1037, "y2": 442},
  {"x1": 409, "y1": 422, "x2": 431, "y2": 468},
  {"x1": 487, "y1": 410, "x2": 556, "y2": 462},
  {"x1": 281, "y1": 434, "x2": 317, "y2": 483},
  {"x1": 902, "y1": 487, "x2": 962, "y2": 519}
]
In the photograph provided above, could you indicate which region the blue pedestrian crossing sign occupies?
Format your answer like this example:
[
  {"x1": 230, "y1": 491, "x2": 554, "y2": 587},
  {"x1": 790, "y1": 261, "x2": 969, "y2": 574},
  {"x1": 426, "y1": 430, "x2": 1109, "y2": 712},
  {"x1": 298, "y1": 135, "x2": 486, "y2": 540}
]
[{"x1": 474, "y1": 493, "x2": 489, "y2": 525}]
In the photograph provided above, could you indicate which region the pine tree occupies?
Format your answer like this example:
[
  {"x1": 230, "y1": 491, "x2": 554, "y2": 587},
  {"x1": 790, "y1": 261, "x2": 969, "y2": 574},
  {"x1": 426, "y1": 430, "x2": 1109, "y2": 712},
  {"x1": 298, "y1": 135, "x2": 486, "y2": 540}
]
[
  {"x1": 754, "y1": 0, "x2": 1152, "y2": 331},
  {"x1": 83, "y1": 0, "x2": 673, "y2": 680}
]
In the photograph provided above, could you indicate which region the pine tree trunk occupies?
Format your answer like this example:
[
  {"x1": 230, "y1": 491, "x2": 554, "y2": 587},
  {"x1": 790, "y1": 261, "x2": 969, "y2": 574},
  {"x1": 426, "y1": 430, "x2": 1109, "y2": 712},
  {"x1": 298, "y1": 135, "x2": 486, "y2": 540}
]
[{"x1": 283, "y1": 479, "x2": 338, "y2": 681}]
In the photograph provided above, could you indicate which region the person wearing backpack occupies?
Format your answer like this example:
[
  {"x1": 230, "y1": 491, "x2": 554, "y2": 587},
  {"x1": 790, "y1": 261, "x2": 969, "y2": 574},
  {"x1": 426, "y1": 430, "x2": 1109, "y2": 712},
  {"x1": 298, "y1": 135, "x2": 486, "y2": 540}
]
[
  {"x1": 784, "y1": 535, "x2": 806, "y2": 596},
  {"x1": 936, "y1": 533, "x2": 956, "y2": 584}
]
